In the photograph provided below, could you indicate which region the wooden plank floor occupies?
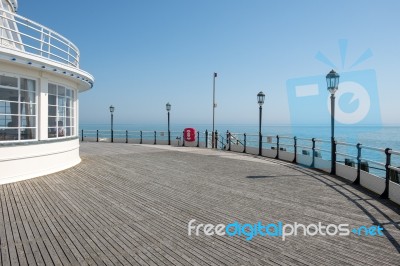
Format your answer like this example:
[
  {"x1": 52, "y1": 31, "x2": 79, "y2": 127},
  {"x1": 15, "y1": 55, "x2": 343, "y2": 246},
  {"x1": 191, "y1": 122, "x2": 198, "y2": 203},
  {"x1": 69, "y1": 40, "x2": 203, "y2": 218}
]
[{"x1": 1, "y1": 142, "x2": 400, "y2": 265}]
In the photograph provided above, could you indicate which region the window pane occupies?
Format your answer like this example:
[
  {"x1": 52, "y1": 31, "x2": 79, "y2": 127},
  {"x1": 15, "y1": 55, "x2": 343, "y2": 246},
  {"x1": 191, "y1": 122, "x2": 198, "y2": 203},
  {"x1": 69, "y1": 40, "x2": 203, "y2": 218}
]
[
  {"x1": 0, "y1": 87, "x2": 18, "y2": 101},
  {"x1": 48, "y1": 127, "x2": 57, "y2": 138},
  {"x1": 58, "y1": 106, "x2": 65, "y2": 116},
  {"x1": 20, "y1": 78, "x2": 36, "y2": 92},
  {"x1": 66, "y1": 127, "x2": 71, "y2": 136},
  {"x1": 21, "y1": 128, "x2": 36, "y2": 140},
  {"x1": 0, "y1": 128, "x2": 18, "y2": 140},
  {"x1": 48, "y1": 106, "x2": 56, "y2": 116},
  {"x1": 58, "y1": 86, "x2": 66, "y2": 96},
  {"x1": 66, "y1": 98, "x2": 71, "y2": 107},
  {"x1": 66, "y1": 107, "x2": 71, "y2": 117},
  {"x1": 66, "y1": 89, "x2": 71, "y2": 97},
  {"x1": 48, "y1": 83, "x2": 57, "y2": 95},
  {"x1": 48, "y1": 117, "x2": 57, "y2": 127},
  {"x1": 20, "y1": 90, "x2": 36, "y2": 103},
  {"x1": 49, "y1": 95, "x2": 56, "y2": 105},
  {"x1": 0, "y1": 101, "x2": 16, "y2": 114},
  {"x1": 57, "y1": 123, "x2": 65, "y2": 137},
  {"x1": 0, "y1": 76, "x2": 18, "y2": 87},
  {"x1": 58, "y1": 96, "x2": 66, "y2": 107},
  {"x1": 21, "y1": 103, "x2": 36, "y2": 115},
  {"x1": 66, "y1": 117, "x2": 71, "y2": 126},
  {"x1": 0, "y1": 115, "x2": 18, "y2": 127},
  {"x1": 20, "y1": 116, "x2": 36, "y2": 127}
]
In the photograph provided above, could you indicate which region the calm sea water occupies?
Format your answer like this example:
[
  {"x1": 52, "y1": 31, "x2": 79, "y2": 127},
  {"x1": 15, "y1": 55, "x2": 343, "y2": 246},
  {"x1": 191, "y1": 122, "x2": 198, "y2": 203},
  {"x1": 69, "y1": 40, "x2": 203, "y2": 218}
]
[{"x1": 80, "y1": 123, "x2": 400, "y2": 175}]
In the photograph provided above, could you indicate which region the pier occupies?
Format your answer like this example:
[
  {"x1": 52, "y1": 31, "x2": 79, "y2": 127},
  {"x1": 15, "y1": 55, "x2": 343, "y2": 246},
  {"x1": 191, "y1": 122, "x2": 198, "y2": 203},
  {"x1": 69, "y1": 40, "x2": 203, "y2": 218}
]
[{"x1": 1, "y1": 142, "x2": 400, "y2": 265}]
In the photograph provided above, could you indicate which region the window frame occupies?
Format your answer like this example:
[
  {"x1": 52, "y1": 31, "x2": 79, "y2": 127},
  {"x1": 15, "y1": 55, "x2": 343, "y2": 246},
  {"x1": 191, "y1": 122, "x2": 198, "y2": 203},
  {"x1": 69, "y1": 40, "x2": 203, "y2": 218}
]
[
  {"x1": 0, "y1": 72, "x2": 38, "y2": 142},
  {"x1": 47, "y1": 82, "x2": 76, "y2": 139}
]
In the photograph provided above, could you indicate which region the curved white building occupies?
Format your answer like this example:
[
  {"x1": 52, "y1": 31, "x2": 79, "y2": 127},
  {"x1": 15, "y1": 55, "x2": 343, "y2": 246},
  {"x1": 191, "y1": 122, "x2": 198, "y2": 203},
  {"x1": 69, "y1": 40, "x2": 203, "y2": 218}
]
[{"x1": 0, "y1": 0, "x2": 94, "y2": 184}]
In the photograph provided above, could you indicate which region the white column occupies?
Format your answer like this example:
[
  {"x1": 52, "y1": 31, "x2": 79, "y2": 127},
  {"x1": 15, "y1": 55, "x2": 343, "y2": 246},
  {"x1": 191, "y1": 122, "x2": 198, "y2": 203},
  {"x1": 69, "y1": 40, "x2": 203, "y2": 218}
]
[
  {"x1": 76, "y1": 92, "x2": 79, "y2": 137},
  {"x1": 38, "y1": 77, "x2": 48, "y2": 140}
]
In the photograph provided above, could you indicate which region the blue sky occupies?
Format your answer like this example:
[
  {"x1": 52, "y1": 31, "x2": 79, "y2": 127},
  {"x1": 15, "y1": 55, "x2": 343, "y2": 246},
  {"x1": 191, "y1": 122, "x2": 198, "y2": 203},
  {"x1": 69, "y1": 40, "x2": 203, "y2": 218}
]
[{"x1": 20, "y1": 0, "x2": 400, "y2": 126}]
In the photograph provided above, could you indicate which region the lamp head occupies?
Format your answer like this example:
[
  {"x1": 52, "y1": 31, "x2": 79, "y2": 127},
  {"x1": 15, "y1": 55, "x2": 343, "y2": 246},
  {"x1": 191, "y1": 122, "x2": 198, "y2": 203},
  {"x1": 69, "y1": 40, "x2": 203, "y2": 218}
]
[
  {"x1": 257, "y1": 91, "x2": 265, "y2": 106},
  {"x1": 326, "y1": 70, "x2": 340, "y2": 95}
]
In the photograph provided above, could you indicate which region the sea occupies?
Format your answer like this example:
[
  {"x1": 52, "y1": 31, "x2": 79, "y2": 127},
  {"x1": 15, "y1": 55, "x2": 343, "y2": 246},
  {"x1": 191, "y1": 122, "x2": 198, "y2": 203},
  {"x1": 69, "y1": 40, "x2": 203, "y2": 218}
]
[{"x1": 80, "y1": 123, "x2": 400, "y2": 177}]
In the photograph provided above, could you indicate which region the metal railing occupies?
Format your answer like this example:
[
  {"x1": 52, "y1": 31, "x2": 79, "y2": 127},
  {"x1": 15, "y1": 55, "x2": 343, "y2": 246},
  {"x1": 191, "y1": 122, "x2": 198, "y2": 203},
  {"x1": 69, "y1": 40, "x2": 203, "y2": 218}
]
[{"x1": 0, "y1": 9, "x2": 80, "y2": 67}]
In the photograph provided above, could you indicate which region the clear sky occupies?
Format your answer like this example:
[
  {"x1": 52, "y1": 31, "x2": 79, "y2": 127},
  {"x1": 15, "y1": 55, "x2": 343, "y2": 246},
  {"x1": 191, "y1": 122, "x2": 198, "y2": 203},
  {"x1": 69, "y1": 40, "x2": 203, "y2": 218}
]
[{"x1": 19, "y1": 0, "x2": 400, "y2": 126}]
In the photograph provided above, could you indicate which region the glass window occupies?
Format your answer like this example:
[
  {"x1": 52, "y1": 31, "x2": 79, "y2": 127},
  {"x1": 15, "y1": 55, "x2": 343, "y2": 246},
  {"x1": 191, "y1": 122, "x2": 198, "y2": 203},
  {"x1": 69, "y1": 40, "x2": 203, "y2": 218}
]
[
  {"x1": 0, "y1": 76, "x2": 37, "y2": 142},
  {"x1": 48, "y1": 84, "x2": 76, "y2": 139},
  {"x1": 0, "y1": 75, "x2": 18, "y2": 87},
  {"x1": 0, "y1": 87, "x2": 18, "y2": 101},
  {"x1": 20, "y1": 116, "x2": 36, "y2": 127},
  {"x1": 49, "y1": 95, "x2": 57, "y2": 105},
  {"x1": 48, "y1": 84, "x2": 57, "y2": 95}
]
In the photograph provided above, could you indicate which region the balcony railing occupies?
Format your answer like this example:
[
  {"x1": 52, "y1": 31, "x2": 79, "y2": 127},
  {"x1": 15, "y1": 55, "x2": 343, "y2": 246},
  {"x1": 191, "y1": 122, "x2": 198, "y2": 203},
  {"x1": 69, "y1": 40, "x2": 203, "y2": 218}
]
[{"x1": 0, "y1": 9, "x2": 80, "y2": 67}]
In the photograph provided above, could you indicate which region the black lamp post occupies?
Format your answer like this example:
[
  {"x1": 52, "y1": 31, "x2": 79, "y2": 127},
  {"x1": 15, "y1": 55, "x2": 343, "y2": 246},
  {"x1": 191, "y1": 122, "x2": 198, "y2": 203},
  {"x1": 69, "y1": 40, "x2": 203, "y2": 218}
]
[
  {"x1": 166, "y1": 102, "x2": 171, "y2": 145},
  {"x1": 109, "y1": 105, "x2": 114, "y2": 142},
  {"x1": 212, "y1": 72, "x2": 217, "y2": 148},
  {"x1": 257, "y1": 91, "x2": 265, "y2": 156},
  {"x1": 326, "y1": 70, "x2": 340, "y2": 175}
]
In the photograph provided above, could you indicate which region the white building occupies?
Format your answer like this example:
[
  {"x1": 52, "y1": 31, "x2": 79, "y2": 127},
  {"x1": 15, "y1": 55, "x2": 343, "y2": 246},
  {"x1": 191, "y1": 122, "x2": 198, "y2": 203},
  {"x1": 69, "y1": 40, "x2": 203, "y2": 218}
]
[{"x1": 0, "y1": 0, "x2": 94, "y2": 184}]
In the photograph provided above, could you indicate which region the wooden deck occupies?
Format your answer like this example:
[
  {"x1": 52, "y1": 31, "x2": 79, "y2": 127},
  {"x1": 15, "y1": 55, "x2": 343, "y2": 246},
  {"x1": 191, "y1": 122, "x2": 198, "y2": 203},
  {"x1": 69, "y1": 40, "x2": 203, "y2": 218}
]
[{"x1": 1, "y1": 142, "x2": 400, "y2": 265}]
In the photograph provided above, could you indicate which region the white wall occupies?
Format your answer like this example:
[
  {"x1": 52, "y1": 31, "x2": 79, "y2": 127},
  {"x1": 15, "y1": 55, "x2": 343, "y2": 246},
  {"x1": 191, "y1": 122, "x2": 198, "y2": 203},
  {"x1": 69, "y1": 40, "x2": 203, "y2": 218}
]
[
  {"x1": 389, "y1": 181, "x2": 400, "y2": 205},
  {"x1": 0, "y1": 138, "x2": 80, "y2": 184},
  {"x1": 337, "y1": 164, "x2": 357, "y2": 182},
  {"x1": 360, "y1": 171, "x2": 385, "y2": 195},
  {"x1": 278, "y1": 150, "x2": 294, "y2": 162}
]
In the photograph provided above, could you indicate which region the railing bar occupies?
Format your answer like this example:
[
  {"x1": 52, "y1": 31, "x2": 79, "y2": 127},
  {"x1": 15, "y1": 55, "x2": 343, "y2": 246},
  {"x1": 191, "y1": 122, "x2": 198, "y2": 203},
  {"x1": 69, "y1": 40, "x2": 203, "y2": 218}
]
[
  {"x1": 389, "y1": 166, "x2": 400, "y2": 173},
  {"x1": 315, "y1": 148, "x2": 331, "y2": 153},
  {"x1": 359, "y1": 158, "x2": 386, "y2": 167},
  {"x1": 335, "y1": 141, "x2": 357, "y2": 147},
  {"x1": 361, "y1": 145, "x2": 386, "y2": 152},
  {"x1": 389, "y1": 150, "x2": 400, "y2": 156},
  {"x1": 296, "y1": 145, "x2": 311, "y2": 149},
  {"x1": 314, "y1": 139, "x2": 331, "y2": 143},
  {"x1": 336, "y1": 152, "x2": 357, "y2": 159}
]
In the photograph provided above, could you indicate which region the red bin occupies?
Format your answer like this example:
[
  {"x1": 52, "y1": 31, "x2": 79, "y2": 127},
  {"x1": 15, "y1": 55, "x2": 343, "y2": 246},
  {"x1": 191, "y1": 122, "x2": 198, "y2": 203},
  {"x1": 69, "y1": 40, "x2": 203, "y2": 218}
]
[{"x1": 184, "y1": 128, "x2": 196, "y2": 142}]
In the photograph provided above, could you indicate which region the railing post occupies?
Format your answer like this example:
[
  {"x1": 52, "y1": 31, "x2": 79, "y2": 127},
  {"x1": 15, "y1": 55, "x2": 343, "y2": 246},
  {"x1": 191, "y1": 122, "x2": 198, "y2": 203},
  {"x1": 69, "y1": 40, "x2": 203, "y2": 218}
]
[
  {"x1": 182, "y1": 131, "x2": 185, "y2": 147},
  {"x1": 205, "y1": 130, "x2": 208, "y2": 148},
  {"x1": 197, "y1": 131, "x2": 200, "y2": 147},
  {"x1": 140, "y1": 131, "x2": 142, "y2": 144},
  {"x1": 154, "y1": 131, "x2": 157, "y2": 145},
  {"x1": 243, "y1": 133, "x2": 247, "y2": 153},
  {"x1": 275, "y1": 135, "x2": 280, "y2": 159},
  {"x1": 353, "y1": 143, "x2": 362, "y2": 185},
  {"x1": 331, "y1": 137, "x2": 337, "y2": 175},
  {"x1": 81, "y1": 129, "x2": 83, "y2": 141},
  {"x1": 96, "y1": 130, "x2": 99, "y2": 142},
  {"x1": 228, "y1": 131, "x2": 231, "y2": 151},
  {"x1": 293, "y1": 136, "x2": 297, "y2": 163},
  {"x1": 381, "y1": 148, "x2": 392, "y2": 199},
  {"x1": 111, "y1": 130, "x2": 114, "y2": 143},
  {"x1": 311, "y1": 138, "x2": 316, "y2": 168},
  {"x1": 215, "y1": 130, "x2": 218, "y2": 149},
  {"x1": 226, "y1": 130, "x2": 232, "y2": 151},
  {"x1": 126, "y1": 130, "x2": 128, "y2": 143},
  {"x1": 226, "y1": 131, "x2": 229, "y2": 150}
]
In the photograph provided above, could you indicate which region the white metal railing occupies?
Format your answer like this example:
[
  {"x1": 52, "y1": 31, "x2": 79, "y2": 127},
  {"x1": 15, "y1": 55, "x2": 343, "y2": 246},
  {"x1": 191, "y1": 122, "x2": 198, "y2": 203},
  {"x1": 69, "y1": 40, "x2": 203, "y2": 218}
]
[{"x1": 0, "y1": 9, "x2": 80, "y2": 67}]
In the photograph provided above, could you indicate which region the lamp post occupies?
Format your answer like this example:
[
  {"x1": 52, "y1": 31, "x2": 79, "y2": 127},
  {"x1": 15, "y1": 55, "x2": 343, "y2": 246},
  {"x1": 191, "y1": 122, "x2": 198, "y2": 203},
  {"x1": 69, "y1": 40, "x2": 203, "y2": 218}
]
[
  {"x1": 257, "y1": 91, "x2": 265, "y2": 156},
  {"x1": 212, "y1": 72, "x2": 217, "y2": 148},
  {"x1": 326, "y1": 70, "x2": 340, "y2": 175},
  {"x1": 166, "y1": 102, "x2": 171, "y2": 145},
  {"x1": 109, "y1": 105, "x2": 114, "y2": 142}
]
